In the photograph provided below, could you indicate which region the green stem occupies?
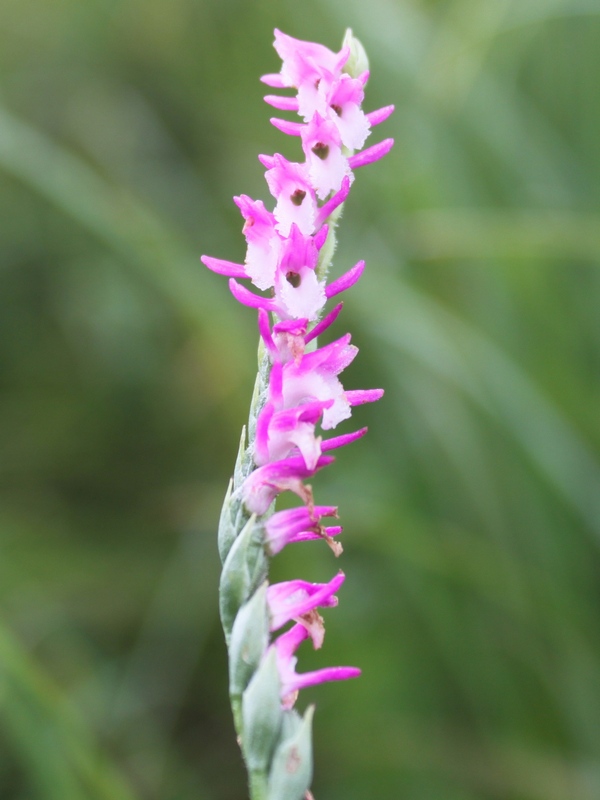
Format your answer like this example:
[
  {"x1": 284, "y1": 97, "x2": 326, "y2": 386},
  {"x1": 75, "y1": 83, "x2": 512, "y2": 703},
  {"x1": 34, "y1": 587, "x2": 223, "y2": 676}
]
[{"x1": 249, "y1": 770, "x2": 268, "y2": 800}]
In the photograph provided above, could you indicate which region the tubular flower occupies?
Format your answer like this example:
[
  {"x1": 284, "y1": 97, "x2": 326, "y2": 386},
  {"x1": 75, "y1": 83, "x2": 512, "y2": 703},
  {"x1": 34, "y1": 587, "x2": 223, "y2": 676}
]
[
  {"x1": 204, "y1": 28, "x2": 393, "y2": 800},
  {"x1": 267, "y1": 571, "x2": 345, "y2": 633},
  {"x1": 263, "y1": 505, "x2": 341, "y2": 556},
  {"x1": 271, "y1": 623, "x2": 361, "y2": 710}
]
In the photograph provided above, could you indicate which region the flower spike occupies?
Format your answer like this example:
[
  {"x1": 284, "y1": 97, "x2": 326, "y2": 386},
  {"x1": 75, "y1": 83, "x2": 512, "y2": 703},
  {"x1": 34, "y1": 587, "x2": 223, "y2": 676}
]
[{"x1": 201, "y1": 27, "x2": 393, "y2": 800}]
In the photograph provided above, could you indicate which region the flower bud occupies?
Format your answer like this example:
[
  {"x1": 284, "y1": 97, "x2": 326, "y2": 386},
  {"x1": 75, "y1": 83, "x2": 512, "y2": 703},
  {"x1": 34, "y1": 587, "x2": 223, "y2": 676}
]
[{"x1": 342, "y1": 29, "x2": 369, "y2": 79}]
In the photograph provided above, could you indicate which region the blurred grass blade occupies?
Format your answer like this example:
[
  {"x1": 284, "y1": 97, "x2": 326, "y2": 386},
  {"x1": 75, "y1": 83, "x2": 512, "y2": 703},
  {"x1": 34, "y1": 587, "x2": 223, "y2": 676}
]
[
  {"x1": 400, "y1": 208, "x2": 600, "y2": 261},
  {"x1": 0, "y1": 104, "x2": 250, "y2": 376},
  {"x1": 0, "y1": 618, "x2": 138, "y2": 800},
  {"x1": 360, "y1": 265, "x2": 600, "y2": 545},
  {"x1": 351, "y1": 718, "x2": 599, "y2": 800},
  {"x1": 326, "y1": 0, "x2": 589, "y2": 203}
]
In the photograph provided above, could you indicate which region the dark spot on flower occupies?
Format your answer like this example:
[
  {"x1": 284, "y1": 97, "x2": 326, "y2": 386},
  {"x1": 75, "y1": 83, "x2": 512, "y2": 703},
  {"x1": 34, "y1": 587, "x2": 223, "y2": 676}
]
[
  {"x1": 312, "y1": 142, "x2": 329, "y2": 160},
  {"x1": 286, "y1": 271, "x2": 301, "y2": 288},
  {"x1": 331, "y1": 104, "x2": 343, "y2": 116},
  {"x1": 291, "y1": 189, "x2": 306, "y2": 206}
]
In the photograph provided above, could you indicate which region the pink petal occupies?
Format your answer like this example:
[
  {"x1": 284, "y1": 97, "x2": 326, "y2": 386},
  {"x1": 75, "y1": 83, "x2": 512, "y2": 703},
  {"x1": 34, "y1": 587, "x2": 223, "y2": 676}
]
[
  {"x1": 346, "y1": 389, "x2": 384, "y2": 405},
  {"x1": 304, "y1": 302, "x2": 343, "y2": 344},
  {"x1": 316, "y1": 175, "x2": 352, "y2": 226},
  {"x1": 241, "y1": 454, "x2": 334, "y2": 515},
  {"x1": 288, "y1": 666, "x2": 361, "y2": 695},
  {"x1": 267, "y1": 571, "x2": 345, "y2": 631},
  {"x1": 270, "y1": 117, "x2": 303, "y2": 136},
  {"x1": 348, "y1": 138, "x2": 394, "y2": 169},
  {"x1": 260, "y1": 73, "x2": 287, "y2": 88},
  {"x1": 257, "y1": 308, "x2": 278, "y2": 359},
  {"x1": 264, "y1": 505, "x2": 339, "y2": 554},
  {"x1": 366, "y1": 104, "x2": 395, "y2": 126},
  {"x1": 258, "y1": 153, "x2": 275, "y2": 169},
  {"x1": 325, "y1": 260, "x2": 365, "y2": 298},
  {"x1": 254, "y1": 402, "x2": 274, "y2": 466},
  {"x1": 201, "y1": 255, "x2": 247, "y2": 279},
  {"x1": 314, "y1": 223, "x2": 329, "y2": 250},
  {"x1": 263, "y1": 94, "x2": 300, "y2": 111},
  {"x1": 228, "y1": 278, "x2": 276, "y2": 312},
  {"x1": 321, "y1": 427, "x2": 368, "y2": 451}
]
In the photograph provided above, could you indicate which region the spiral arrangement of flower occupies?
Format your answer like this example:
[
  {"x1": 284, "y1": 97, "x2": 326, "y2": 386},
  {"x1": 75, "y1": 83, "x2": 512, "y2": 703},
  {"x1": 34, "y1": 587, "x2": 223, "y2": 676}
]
[{"x1": 201, "y1": 28, "x2": 394, "y2": 800}]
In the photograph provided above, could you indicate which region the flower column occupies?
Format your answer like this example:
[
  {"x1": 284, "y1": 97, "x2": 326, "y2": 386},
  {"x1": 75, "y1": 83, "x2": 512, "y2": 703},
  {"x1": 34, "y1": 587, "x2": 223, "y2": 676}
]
[{"x1": 201, "y1": 29, "x2": 393, "y2": 800}]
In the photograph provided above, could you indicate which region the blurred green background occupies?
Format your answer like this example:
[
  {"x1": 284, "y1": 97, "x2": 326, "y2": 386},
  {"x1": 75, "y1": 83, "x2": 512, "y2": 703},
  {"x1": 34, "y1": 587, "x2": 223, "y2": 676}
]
[{"x1": 2, "y1": 0, "x2": 600, "y2": 798}]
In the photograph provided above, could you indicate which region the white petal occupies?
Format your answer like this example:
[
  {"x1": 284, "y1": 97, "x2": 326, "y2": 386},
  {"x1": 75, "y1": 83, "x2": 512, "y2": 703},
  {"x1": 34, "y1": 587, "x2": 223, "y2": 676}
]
[
  {"x1": 335, "y1": 104, "x2": 371, "y2": 151},
  {"x1": 279, "y1": 269, "x2": 326, "y2": 320},
  {"x1": 298, "y1": 81, "x2": 328, "y2": 121},
  {"x1": 282, "y1": 370, "x2": 349, "y2": 430},
  {"x1": 246, "y1": 238, "x2": 279, "y2": 290},
  {"x1": 289, "y1": 422, "x2": 322, "y2": 470},
  {"x1": 308, "y1": 150, "x2": 351, "y2": 200},
  {"x1": 275, "y1": 196, "x2": 316, "y2": 237},
  {"x1": 321, "y1": 392, "x2": 351, "y2": 429}
]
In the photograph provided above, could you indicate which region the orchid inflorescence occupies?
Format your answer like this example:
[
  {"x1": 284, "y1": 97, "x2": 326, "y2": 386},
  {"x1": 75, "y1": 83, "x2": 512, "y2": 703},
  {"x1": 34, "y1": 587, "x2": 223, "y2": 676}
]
[{"x1": 202, "y1": 28, "x2": 393, "y2": 800}]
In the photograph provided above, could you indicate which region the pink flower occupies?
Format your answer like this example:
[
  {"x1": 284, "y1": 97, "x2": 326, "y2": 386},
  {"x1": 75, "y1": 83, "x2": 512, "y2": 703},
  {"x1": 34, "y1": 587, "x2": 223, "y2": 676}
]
[
  {"x1": 270, "y1": 74, "x2": 372, "y2": 154},
  {"x1": 267, "y1": 571, "x2": 345, "y2": 633},
  {"x1": 254, "y1": 357, "x2": 327, "y2": 469},
  {"x1": 272, "y1": 223, "x2": 327, "y2": 319},
  {"x1": 262, "y1": 30, "x2": 350, "y2": 122},
  {"x1": 227, "y1": 258, "x2": 365, "y2": 319},
  {"x1": 300, "y1": 112, "x2": 352, "y2": 199},
  {"x1": 282, "y1": 332, "x2": 383, "y2": 429},
  {"x1": 201, "y1": 196, "x2": 281, "y2": 290},
  {"x1": 263, "y1": 505, "x2": 341, "y2": 555},
  {"x1": 233, "y1": 195, "x2": 281, "y2": 290},
  {"x1": 203, "y1": 28, "x2": 394, "y2": 730},
  {"x1": 270, "y1": 317, "x2": 309, "y2": 363},
  {"x1": 258, "y1": 303, "x2": 344, "y2": 366},
  {"x1": 254, "y1": 393, "x2": 331, "y2": 469},
  {"x1": 271, "y1": 623, "x2": 361, "y2": 709},
  {"x1": 281, "y1": 334, "x2": 356, "y2": 429},
  {"x1": 204, "y1": 223, "x2": 330, "y2": 322},
  {"x1": 326, "y1": 73, "x2": 371, "y2": 150},
  {"x1": 253, "y1": 313, "x2": 383, "y2": 476},
  {"x1": 240, "y1": 453, "x2": 334, "y2": 515},
  {"x1": 262, "y1": 154, "x2": 318, "y2": 236}
]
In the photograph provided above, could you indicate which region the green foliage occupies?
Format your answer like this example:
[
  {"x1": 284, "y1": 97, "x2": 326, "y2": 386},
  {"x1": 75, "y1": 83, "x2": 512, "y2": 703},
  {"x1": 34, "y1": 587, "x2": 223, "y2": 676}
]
[{"x1": 1, "y1": 0, "x2": 600, "y2": 798}]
